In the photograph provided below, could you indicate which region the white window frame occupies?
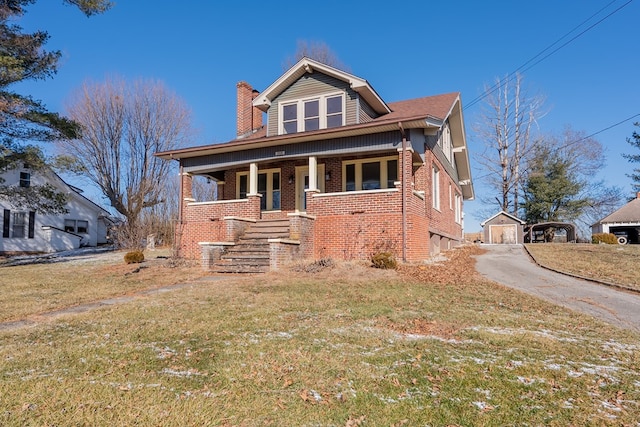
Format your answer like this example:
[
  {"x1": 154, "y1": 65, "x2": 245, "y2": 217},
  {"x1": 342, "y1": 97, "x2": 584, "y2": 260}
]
[
  {"x1": 64, "y1": 219, "x2": 89, "y2": 234},
  {"x1": 19, "y1": 172, "x2": 30, "y2": 188},
  {"x1": 278, "y1": 92, "x2": 345, "y2": 135},
  {"x1": 454, "y1": 192, "x2": 462, "y2": 224},
  {"x1": 12, "y1": 211, "x2": 26, "y2": 238},
  {"x1": 441, "y1": 123, "x2": 453, "y2": 163},
  {"x1": 342, "y1": 156, "x2": 398, "y2": 192},
  {"x1": 236, "y1": 169, "x2": 281, "y2": 211},
  {"x1": 432, "y1": 164, "x2": 440, "y2": 211}
]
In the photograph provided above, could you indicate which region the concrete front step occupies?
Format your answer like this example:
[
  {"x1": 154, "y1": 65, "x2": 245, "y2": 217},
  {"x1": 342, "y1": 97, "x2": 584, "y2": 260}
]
[{"x1": 209, "y1": 219, "x2": 291, "y2": 273}]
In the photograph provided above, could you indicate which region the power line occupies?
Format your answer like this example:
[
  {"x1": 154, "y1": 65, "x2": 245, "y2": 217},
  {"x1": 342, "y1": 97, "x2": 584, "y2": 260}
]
[
  {"x1": 464, "y1": 0, "x2": 634, "y2": 111},
  {"x1": 472, "y1": 113, "x2": 640, "y2": 181},
  {"x1": 551, "y1": 113, "x2": 640, "y2": 153}
]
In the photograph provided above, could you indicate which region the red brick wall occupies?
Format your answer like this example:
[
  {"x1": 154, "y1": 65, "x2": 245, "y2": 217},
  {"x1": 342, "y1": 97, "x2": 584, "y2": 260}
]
[
  {"x1": 421, "y1": 152, "x2": 463, "y2": 241},
  {"x1": 178, "y1": 195, "x2": 260, "y2": 259},
  {"x1": 177, "y1": 148, "x2": 463, "y2": 262}
]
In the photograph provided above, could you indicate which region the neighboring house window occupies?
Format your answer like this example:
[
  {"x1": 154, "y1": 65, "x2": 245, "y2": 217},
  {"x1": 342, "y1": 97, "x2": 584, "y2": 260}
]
[
  {"x1": 6, "y1": 211, "x2": 34, "y2": 238},
  {"x1": 343, "y1": 156, "x2": 398, "y2": 191},
  {"x1": 12, "y1": 212, "x2": 25, "y2": 238},
  {"x1": 65, "y1": 219, "x2": 89, "y2": 234},
  {"x1": 454, "y1": 193, "x2": 462, "y2": 224},
  {"x1": 236, "y1": 169, "x2": 281, "y2": 211},
  {"x1": 279, "y1": 93, "x2": 344, "y2": 134},
  {"x1": 432, "y1": 165, "x2": 440, "y2": 210},
  {"x1": 19, "y1": 172, "x2": 30, "y2": 188}
]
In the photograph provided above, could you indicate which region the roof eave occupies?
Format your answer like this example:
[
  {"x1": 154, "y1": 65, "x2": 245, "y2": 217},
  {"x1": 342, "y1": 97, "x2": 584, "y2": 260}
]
[
  {"x1": 156, "y1": 115, "x2": 443, "y2": 161},
  {"x1": 252, "y1": 57, "x2": 391, "y2": 115}
]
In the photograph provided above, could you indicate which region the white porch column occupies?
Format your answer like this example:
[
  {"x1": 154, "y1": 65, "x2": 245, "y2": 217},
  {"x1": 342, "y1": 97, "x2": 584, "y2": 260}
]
[
  {"x1": 248, "y1": 162, "x2": 258, "y2": 196},
  {"x1": 308, "y1": 156, "x2": 318, "y2": 191}
]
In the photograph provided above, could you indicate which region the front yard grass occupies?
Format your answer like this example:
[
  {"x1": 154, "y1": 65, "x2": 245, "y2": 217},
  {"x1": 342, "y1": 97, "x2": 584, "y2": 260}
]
[
  {"x1": 1, "y1": 245, "x2": 639, "y2": 425},
  {"x1": 525, "y1": 243, "x2": 640, "y2": 290},
  {"x1": 0, "y1": 248, "x2": 207, "y2": 322}
]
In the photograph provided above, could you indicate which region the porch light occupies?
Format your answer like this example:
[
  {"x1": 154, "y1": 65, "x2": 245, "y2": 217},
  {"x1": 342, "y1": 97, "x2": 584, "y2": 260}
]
[
  {"x1": 288, "y1": 175, "x2": 294, "y2": 184},
  {"x1": 325, "y1": 171, "x2": 331, "y2": 181}
]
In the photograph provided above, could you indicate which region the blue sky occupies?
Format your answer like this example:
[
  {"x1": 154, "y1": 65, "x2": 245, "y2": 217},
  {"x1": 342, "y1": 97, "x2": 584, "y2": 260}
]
[{"x1": 14, "y1": 0, "x2": 640, "y2": 232}]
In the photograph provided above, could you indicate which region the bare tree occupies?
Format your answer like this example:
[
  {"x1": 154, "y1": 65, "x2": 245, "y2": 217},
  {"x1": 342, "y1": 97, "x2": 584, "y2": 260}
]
[
  {"x1": 474, "y1": 73, "x2": 546, "y2": 216},
  {"x1": 533, "y1": 127, "x2": 623, "y2": 236},
  {"x1": 283, "y1": 40, "x2": 349, "y2": 71},
  {"x1": 58, "y1": 76, "x2": 192, "y2": 247}
]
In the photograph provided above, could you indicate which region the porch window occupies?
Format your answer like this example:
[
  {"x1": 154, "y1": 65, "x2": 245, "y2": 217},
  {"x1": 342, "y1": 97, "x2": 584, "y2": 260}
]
[
  {"x1": 343, "y1": 156, "x2": 398, "y2": 192},
  {"x1": 237, "y1": 169, "x2": 281, "y2": 211},
  {"x1": 279, "y1": 92, "x2": 344, "y2": 135}
]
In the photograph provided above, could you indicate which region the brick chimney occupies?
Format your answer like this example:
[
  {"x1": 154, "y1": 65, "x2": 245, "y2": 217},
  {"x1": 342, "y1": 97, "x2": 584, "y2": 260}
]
[{"x1": 236, "y1": 81, "x2": 263, "y2": 138}]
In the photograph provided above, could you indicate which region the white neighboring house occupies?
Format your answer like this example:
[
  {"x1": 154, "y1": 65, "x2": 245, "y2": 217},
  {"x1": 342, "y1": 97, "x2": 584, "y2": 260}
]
[
  {"x1": 1, "y1": 164, "x2": 113, "y2": 254},
  {"x1": 591, "y1": 192, "x2": 640, "y2": 245}
]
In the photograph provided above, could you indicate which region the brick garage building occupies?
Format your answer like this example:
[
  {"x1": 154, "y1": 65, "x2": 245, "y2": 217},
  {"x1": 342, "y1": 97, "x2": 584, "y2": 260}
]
[{"x1": 156, "y1": 58, "x2": 474, "y2": 271}]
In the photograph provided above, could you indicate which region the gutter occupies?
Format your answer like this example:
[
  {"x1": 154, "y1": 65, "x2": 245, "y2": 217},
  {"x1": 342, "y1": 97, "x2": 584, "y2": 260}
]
[{"x1": 399, "y1": 122, "x2": 407, "y2": 263}]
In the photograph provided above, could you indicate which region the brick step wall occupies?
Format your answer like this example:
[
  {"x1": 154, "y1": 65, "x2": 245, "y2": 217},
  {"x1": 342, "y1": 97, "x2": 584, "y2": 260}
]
[{"x1": 210, "y1": 219, "x2": 290, "y2": 273}]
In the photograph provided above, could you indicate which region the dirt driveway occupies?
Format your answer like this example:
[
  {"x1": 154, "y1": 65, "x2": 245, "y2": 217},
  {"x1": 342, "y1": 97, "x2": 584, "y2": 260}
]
[{"x1": 474, "y1": 244, "x2": 640, "y2": 332}]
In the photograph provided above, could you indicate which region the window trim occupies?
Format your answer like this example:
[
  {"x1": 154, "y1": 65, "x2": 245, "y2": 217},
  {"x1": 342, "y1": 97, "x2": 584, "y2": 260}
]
[
  {"x1": 4, "y1": 210, "x2": 35, "y2": 239},
  {"x1": 64, "y1": 219, "x2": 89, "y2": 234},
  {"x1": 236, "y1": 168, "x2": 281, "y2": 211},
  {"x1": 19, "y1": 171, "x2": 31, "y2": 188},
  {"x1": 432, "y1": 164, "x2": 440, "y2": 211},
  {"x1": 342, "y1": 156, "x2": 398, "y2": 192},
  {"x1": 278, "y1": 92, "x2": 345, "y2": 135},
  {"x1": 454, "y1": 192, "x2": 462, "y2": 224}
]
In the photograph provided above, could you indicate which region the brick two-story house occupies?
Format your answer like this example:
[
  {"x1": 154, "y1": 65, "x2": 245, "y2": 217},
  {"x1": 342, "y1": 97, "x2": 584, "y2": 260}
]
[{"x1": 156, "y1": 57, "x2": 474, "y2": 272}]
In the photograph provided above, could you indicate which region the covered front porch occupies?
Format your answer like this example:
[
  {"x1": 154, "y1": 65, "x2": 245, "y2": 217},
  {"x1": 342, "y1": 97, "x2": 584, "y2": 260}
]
[{"x1": 176, "y1": 146, "x2": 428, "y2": 267}]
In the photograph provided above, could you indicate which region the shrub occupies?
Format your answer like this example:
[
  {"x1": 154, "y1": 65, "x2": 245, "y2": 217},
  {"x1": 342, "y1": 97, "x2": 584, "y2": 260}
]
[
  {"x1": 124, "y1": 250, "x2": 145, "y2": 264},
  {"x1": 592, "y1": 233, "x2": 617, "y2": 244},
  {"x1": 371, "y1": 252, "x2": 397, "y2": 269}
]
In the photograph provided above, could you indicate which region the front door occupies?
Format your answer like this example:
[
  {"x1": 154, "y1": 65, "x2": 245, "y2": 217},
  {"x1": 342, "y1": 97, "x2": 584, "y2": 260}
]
[{"x1": 295, "y1": 165, "x2": 325, "y2": 212}]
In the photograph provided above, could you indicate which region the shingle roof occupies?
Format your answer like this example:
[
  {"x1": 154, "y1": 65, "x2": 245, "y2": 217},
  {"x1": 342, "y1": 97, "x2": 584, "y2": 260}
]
[
  {"x1": 598, "y1": 195, "x2": 640, "y2": 223},
  {"x1": 385, "y1": 92, "x2": 460, "y2": 122}
]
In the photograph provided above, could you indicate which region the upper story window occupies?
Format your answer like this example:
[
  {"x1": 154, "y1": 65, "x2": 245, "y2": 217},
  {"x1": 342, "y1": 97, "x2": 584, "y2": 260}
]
[
  {"x1": 279, "y1": 93, "x2": 344, "y2": 135},
  {"x1": 438, "y1": 123, "x2": 453, "y2": 163},
  {"x1": 19, "y1": 172, "x2": 30, "y2": 188}
]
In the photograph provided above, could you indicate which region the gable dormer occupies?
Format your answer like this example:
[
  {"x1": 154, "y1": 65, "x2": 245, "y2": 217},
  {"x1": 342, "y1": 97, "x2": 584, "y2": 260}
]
[{"x1": 252, "y1": 57, "x2": 391, "y2": 137}]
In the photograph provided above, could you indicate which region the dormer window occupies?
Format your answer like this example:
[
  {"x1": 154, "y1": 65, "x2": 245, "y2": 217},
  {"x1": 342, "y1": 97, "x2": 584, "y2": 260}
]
[
  {"x1": 279, "y1": 93, "x2": 344, "y2": 135},
  {"x1": 19, "y1": 172, "x2": 30, "y2": 188}
]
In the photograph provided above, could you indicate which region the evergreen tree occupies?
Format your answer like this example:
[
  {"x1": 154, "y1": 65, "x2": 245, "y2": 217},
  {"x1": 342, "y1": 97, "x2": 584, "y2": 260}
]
[
  {"x1": 623, "y1": 122, "x2": 640, "y2": 193},
  {"x1": 0, "y1": 0, "x2": 111, "y2": 213},
  {"x1": 521, "y1": 146, "x2": 590, "y2": 225}
]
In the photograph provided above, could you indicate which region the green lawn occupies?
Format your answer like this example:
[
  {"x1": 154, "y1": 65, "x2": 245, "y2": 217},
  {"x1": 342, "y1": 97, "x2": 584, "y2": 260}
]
[{"x1": 1, "y1": 246, "x2": 639, "y2": 426}]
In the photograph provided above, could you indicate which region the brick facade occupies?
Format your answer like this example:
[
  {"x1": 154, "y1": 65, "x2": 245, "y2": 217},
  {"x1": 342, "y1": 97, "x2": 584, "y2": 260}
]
[{"x1": 176, "y1": 148, "x2": 464, "y2": 264}]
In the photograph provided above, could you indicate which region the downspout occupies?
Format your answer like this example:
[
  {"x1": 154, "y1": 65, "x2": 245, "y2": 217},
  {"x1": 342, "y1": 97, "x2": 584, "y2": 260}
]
[
  {"x1": 176, "y1": 162, "x2": 184, "y2": 258},
  {"x1": 398, "y1": 122, "x2": 407, "y2": 263}
]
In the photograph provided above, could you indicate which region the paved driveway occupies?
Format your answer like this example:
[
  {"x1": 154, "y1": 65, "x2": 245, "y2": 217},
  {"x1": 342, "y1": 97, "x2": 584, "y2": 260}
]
[{"x1": 474, "y1": 244, "x2": 640, "y2": 332}]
